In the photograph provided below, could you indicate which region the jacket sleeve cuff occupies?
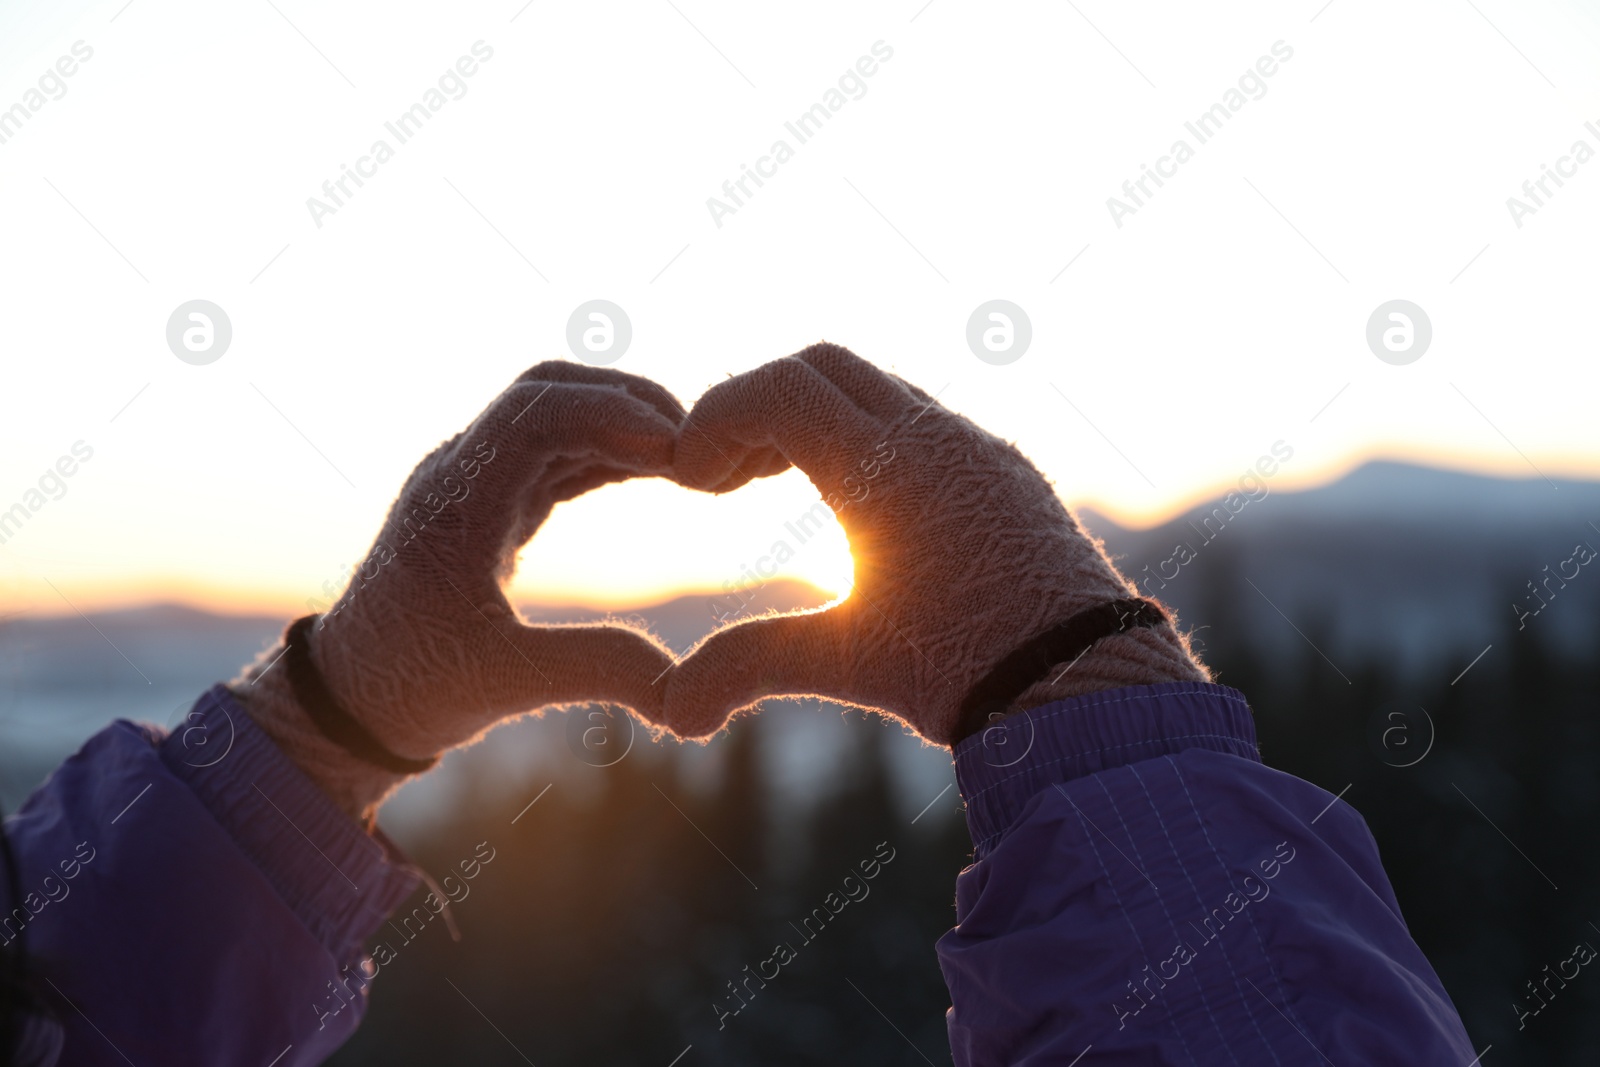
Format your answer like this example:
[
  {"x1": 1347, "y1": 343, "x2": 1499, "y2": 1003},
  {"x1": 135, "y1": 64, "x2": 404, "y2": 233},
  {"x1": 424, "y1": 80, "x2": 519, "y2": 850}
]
[
  {"x1": 159, "y1": 684, "x2": 420, "y2": 963},
  {"x1": 952, "y1": 681, "x2": 1260, "y2": 859}
]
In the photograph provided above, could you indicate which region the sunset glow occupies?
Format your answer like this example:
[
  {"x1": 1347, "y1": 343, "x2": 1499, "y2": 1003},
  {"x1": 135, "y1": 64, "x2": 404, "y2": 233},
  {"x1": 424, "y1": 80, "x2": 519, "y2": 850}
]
[{"x1": 1, "y1": 1, "x2": 1597, "y2": 621}]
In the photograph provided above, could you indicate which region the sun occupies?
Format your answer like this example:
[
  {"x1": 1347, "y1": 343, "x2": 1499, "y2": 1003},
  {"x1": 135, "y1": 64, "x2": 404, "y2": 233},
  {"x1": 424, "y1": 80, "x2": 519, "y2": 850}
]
[{"x1": 780, "y1": 519, "x2": 856, "y2": 601}]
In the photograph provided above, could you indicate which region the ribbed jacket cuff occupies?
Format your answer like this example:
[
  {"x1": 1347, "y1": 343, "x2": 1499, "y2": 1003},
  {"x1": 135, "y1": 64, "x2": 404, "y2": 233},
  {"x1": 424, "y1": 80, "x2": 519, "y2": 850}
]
[
  {"x1": 160, "y1": 684, "x2": 420, "y2": 962},
  {"x1": 952, "y1": 682, "x2": 1260, "y2": 859}
]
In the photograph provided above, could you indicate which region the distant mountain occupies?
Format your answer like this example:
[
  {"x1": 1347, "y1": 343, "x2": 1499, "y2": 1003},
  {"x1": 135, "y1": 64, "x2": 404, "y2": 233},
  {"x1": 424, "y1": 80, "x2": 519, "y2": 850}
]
[
  {"x1": 1082, "y1": 459, "x2": 1600, "y2": 528},
  {"x1": 5, "y1": 458, "x2": 1595, "y2": 700},
  {"x1": 1076, "y1": 460, "x2": 1600, "y2": 674}
]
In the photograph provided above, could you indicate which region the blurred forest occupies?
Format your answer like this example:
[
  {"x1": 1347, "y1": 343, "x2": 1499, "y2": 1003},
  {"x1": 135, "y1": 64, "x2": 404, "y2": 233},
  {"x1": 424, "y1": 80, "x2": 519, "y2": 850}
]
[{"x1": 329, "y1": 547, "x2": 1600, "y2": 1066}]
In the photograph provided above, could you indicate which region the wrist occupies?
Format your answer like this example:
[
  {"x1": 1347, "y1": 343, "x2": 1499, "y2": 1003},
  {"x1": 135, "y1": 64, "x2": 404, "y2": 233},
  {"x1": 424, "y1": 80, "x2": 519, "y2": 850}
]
[
  {"x1": 985, "y1": 520, "x2": 1209, "y2": 724},
  {"x1": 950, "y1": 602, "x2": 1210, "y2": 748},
  {"x1": 229, "y1": 635, "x2": 413, "y2": 822},
  {"x1": 1006, "y1": 622, "x2": 1210, "y2": 715}
]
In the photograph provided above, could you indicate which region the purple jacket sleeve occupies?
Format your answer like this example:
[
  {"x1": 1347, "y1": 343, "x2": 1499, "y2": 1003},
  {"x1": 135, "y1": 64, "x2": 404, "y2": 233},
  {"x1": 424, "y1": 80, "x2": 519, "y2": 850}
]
[
  {"x1": 1, "y1": 685, "x2": 419, "y2": 1067},
  {"x1": 939, "y1": 681, "x2": 1477, "y2": 1066}
]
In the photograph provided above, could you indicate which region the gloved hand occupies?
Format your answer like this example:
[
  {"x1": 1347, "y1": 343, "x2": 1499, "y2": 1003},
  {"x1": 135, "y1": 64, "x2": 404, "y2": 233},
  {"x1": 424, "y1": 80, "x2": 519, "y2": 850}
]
[
  {"x1": 665, "y1": 343, "x2": 1209, "y2": 747},
  {"x1": 230, "y1": 362, "x2": 683, "y2": 818}
]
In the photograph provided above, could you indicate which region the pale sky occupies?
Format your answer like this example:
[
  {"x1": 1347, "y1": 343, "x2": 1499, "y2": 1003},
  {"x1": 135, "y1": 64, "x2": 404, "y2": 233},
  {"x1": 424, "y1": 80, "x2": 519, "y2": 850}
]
[{"x1": 1, "y1": 0, "x2": 1598, "y2": 617}]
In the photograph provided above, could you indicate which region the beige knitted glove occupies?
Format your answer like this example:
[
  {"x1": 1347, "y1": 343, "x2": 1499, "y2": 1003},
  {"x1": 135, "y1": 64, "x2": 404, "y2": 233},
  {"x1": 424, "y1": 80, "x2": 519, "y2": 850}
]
[
  {"x1": 230, "y1": 362, "x2": 683, "y2": 819},
  {"x1": 664, "y1": 343, "x2": 1209, "y2": 747}
]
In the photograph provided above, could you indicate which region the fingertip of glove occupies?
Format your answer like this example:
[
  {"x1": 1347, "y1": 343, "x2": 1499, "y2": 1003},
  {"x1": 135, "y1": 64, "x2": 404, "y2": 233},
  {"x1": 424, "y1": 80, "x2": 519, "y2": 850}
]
[
  {"x1": 663, "y1": 710, "x2": 736, "y2": 742},
  {"x1": 671, "y1": 430, "x2": 763, "y2": 494},
  {"x1": 657, "y1": 664, "x2": 741, "y2": 741},
  {"x1": 513, "y1": 361, "x2": 688, "y2": 426}
]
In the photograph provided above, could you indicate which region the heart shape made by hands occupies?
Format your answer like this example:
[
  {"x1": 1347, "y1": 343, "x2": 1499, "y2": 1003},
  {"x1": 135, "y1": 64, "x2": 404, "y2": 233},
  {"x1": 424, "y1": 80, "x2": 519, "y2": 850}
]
[{"x1": 245, "y1": 347, "x2": 1210, "y2": 826}]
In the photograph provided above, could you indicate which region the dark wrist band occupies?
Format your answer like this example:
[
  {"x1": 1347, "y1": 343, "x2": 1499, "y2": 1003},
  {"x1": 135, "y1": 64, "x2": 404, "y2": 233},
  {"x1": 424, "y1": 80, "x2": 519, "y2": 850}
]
[
  {"x1": 283, "y1": 614, "x2": 439, "y2": 776},
  {"x1": 951, "y1": 597, "x2": 1170, "y2": 745}
]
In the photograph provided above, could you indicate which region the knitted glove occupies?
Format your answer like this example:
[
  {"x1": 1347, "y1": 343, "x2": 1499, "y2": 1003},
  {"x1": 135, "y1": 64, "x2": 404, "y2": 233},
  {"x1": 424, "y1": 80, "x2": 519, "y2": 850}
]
[
  {"x1": 664, "y1": 343, "x2": 1209, "y2": 747},
  {"x1": 229, "y1": 362, "x2": 683, "y2": 818}
]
